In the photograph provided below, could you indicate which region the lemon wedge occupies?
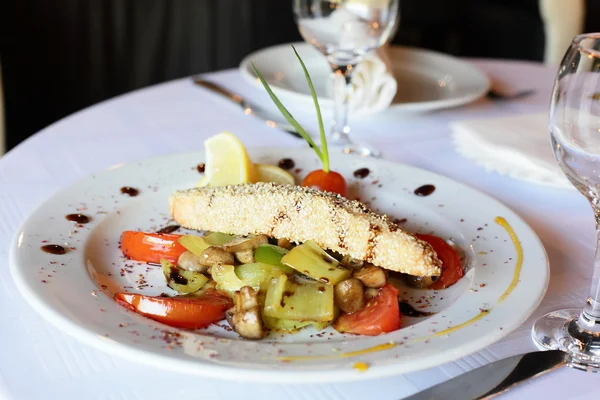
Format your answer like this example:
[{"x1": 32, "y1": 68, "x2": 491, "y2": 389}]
[
  {"x1": 198, "y1": 132, "x2": 257, "y2": 187},
  {"x1": 255, "y1": 164, "x2": 295, "y2": 185}
]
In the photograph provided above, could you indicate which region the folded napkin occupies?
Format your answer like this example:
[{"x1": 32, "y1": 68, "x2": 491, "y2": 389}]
[
  {"x1": 344, "y1": 49, "x2": 397, "y2": 115},
  {"x1": 450, "y1": 112, "x2": 572, "y2": 189}
]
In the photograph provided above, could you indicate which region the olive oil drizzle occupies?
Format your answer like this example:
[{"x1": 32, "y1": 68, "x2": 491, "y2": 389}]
[
  {"x1": 495, "y1": 216, "x2": 523, "y2": 303},
  {"x1": 427, "y1": 309, "x2": 490, "y2": 338}
]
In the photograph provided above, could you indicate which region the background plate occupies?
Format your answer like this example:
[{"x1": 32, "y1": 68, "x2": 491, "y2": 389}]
[{"x1": 239, "y1": 43, "x2": 491, "y2": 114}]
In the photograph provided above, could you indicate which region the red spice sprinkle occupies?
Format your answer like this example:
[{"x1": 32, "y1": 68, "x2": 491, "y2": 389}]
[{"x1": 479, "y1": 283, "x2": 486, "y2": 288}]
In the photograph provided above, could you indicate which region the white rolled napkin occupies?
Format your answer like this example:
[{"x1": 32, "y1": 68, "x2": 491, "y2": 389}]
[
  {"x1": 329, "y1": 49, "x2": 397, "y2": 115},
  {"x1": 450, "y1": 112, "x2": 571, "y2": 189},
  {"x1": 345, "y1": 50, "x2": 397, "y2": 114}
]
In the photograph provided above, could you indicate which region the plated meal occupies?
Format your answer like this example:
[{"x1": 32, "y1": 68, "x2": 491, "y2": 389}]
[
  {"x1": 9, "y1": 48, "x2": 549, "y2": 382},
  {"x1": 114, "y1": 131, "x2": 463, "y2": 340}
]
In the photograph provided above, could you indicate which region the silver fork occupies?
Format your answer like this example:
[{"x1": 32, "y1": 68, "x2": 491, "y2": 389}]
[{"x1": 192, "y1": 78, "x2": 302, "y2": 139}]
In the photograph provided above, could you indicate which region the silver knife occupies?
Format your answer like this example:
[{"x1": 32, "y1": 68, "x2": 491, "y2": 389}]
[
  {"x1": 404, "y1": 350, "x2": 570, "y2": 400},
  {"x1": 192, "y1": 78, "x2": 301, "y2": 138}
]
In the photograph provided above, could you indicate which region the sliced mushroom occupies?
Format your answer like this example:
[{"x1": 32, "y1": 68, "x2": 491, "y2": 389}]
[
  {"x1": 353, "y1": 265, "x2": 387, "y2": 288},
  {"x1": 334, "y1": 278, "x2": 365, "y2": 313},
  {"x1": 228, "y1": 286, "x2": 265, "y2": 339},
  {"x1": 221, "y1": 235, "x2": 268, "y2": 253},
  {"x1": 277, "y1": 238, "x2": 293, "y2": 250},
  {"x1": 177, "y1": 250, "x2": 208, "y2": 273},
  {"x1": 235, "y1": 249, "x2": 255, "y2": 264},
  {"x1": 340, "y1": 255, "x2": 363, "y2": 269},
  {"x1": 405, "y1": 275, "x2": 437, "y2": 289},
  {"x1": 199, "y1": 246, "x2": 234, "y2": 267}
]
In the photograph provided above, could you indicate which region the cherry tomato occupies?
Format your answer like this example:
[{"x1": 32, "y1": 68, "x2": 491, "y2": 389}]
[
  {"x1": 301, "y1": 169, "x2": 347, "y2": 196},
  {"x1": 115, "y1": 289, "x2": 233, "y2": 329},
  {"x1": 120, "y1": 231, "x2": 186, "y2": 264},
  {"x1": 416, "y1": 234, "x2": 463, "y2": 290},
  {"x1": 334, "y1": 284, "x2": 401, "y2": 335}
]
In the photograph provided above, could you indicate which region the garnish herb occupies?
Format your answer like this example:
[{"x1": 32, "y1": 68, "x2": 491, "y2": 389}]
[{"x1": 252, "y1": 46, "x2": 330, "y2": 173}]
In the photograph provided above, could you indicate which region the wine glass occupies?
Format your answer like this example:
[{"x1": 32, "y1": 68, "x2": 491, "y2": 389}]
[
  {"x1": 293, "y1": 0, "x2": 400, "y2": 157},
  {"x1": 531, "y1": 33, "x2": 600, "y2": 371}
]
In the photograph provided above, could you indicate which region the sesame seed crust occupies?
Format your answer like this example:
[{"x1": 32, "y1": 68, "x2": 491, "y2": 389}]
[{"x1": 169, "y1": 182, "x2": 441, "y2": 276}]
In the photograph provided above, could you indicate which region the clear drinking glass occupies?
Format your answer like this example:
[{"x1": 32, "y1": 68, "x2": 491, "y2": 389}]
[
  {"x1": 293, "y1": 0, "x2": 400, "y2": 157},
  {"x1": 531, "y1": 33, "x2": 600, "y2": 371}
]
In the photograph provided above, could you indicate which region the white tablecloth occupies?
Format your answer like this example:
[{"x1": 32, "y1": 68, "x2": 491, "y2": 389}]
[{"x1": 2, "y1": 59, "x2": 600, "y2": 399}]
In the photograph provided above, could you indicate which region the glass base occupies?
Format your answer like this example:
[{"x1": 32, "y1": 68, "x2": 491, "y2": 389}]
[
  {"x1": 531, "y1": 308, "x2": 600, "y2": 372},
  {"x1": 341, "y1": 144, "x2": 381, "y2": 158},
  {"x1": 329, "y1": 132, "x2": 380, "y2": 158}
]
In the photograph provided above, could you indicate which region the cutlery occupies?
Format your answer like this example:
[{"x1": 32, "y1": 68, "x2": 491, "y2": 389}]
[
  {"x1": 486, "y1": 88, "x2": 536, "y2": 101},
  {"x1": 192, "y1": 78, "x2": 301, "y2": 139},
  {"x1": 403, "y1": 350, "x2": 570, "y2": 400}
]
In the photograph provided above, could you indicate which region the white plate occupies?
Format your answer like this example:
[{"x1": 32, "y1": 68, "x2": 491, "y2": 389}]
[
  {"x1": 240, "y1": 43, "x2": 490, "y2": 113},
  {"x1": 10, "y1": 148, "x2": 548, "y2": 383}
]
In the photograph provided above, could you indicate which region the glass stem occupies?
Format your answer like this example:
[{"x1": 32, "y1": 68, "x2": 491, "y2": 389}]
[
  {"x1": 330, "y1": 63, "x2": 356, "y2": 145},
  {"x1": 579, "y1": 204, "x2": 600, "y2": 333}
]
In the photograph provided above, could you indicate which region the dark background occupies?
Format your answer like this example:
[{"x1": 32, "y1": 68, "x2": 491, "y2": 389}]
[{"x1": 1, "y1": 0, "x2": 598, "y2": 151}]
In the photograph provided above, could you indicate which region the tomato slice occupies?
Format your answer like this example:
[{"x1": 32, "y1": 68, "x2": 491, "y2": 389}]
[
  {"x1": 416, "y1": 234, "x2": 463, "y2": 290},
  {"x1": 301, "y1": 169, "x2": 347, "y2": 197},
  {"x1": 114, "y1": 290, "x2": 232, "y2": 329},
  {"x1": 120, "y1": 231, "x2": 186, "y2": 264},
  {"x1": 334, "y1": 284, "x2": 401, "y2": 335}
]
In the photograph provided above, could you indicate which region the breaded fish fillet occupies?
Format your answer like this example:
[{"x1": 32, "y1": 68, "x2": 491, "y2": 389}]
[{"x1": 169, "y1": 183, "x2": 441, "y2": 276}]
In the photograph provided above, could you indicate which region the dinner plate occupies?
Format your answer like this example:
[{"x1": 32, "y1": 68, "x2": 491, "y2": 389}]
[
  {"x1": 239, "y1": 43, "x2": 490, "y2": 113},
  {"x1": 10, "y1": 147, "x2": 548, "y2": 383}
]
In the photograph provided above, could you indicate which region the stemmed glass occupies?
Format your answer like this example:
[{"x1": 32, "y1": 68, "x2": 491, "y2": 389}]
[
  {"x1": 293, "y1": 0, "x2": 400, "y2": 157},
  {"x1": 531, "y1": 33, "x2": 600, "y2": 371}
]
